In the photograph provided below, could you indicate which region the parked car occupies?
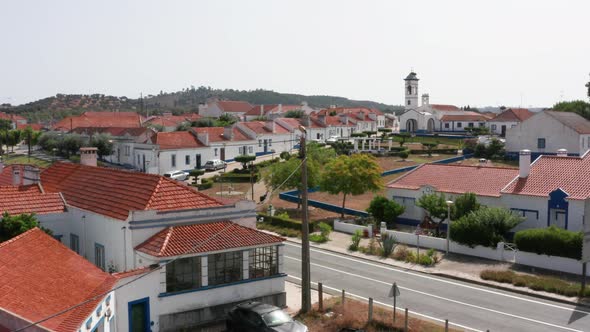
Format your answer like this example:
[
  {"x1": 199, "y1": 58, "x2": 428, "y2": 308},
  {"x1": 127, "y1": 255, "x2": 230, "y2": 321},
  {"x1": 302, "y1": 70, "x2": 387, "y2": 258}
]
[
  {"x1": 326, "y1": 135, "x2": 340, "y2": 143},
  {"x1": 226, "y1": 301, "x2": 307, "y2": 332},
  {"x1": 203, "y1": 159, "x2": 226, "y2": 171},
  {"x1": 163, "y1": 170, "x2": 188, "y2": 181}
]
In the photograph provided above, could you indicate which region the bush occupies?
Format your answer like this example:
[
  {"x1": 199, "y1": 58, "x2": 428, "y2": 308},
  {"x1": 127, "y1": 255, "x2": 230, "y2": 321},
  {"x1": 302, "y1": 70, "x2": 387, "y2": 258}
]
[
  {"x1": 280, "y1": 151, "x2": 291, "y2": 160},
  {"x1": 257, "y1": 213, "x2": 315, "y2": 232},
  {"x1": 514, "y1": 226, "x2": 583, "y2": 259},
  {"x1": 197, "y1": 178, "x2": 213, "y2": 190},
  {"x1": 309, "y1": 233, "x2": 328, "y2": 243},
  {"x1": 219, "y1": 172, "x2": 259, "y2": 182},
  {"x1": 366, "y1": 196, "x2": 405, "y2": 229},
  {"x1": 189, "y1": 169, "x2": 205, "y2": 178},
  {"x1": 450, "y1": 207, "x2": 523, "y2": 248},
  {"x1": 257, "y1": 222, "x2": 300, "y2": 238},
  {"x1": 349, "y1": 230, "x2": 362, "y2": 251},
  {"x1": 234, "y1": 154, "x2": 256, "y2": 169},
  {"x1": 398, "y1": 150, "x2": 409, "y2": 160},
  {"x1": 378, "y1": 232, "x2": 397, "y2": 257},
  {"x1": 318, "y1": 222, "x2": 332, "y2": 238},
  {"x1": 359, "y1": 237, "x2": 379, "y2": 255}
]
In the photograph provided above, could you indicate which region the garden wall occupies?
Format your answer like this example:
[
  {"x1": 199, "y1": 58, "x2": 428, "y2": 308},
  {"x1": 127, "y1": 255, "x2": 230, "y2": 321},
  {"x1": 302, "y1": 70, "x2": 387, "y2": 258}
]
[{"x1": 333, "y1": 220, "x2": 373, "y2": 237}]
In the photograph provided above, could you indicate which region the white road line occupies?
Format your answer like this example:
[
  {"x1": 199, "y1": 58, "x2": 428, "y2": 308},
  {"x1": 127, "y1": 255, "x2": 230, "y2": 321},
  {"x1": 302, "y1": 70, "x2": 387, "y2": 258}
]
[
  {"x1": 288, "y1": 275, "x2": 483, "y2": 332},
  {"x1": 285, "y1": 242, "x2": 589, "y2": 314},
  {"x1": 286, "y1": 255, "x2": 585, "y2": 332}
]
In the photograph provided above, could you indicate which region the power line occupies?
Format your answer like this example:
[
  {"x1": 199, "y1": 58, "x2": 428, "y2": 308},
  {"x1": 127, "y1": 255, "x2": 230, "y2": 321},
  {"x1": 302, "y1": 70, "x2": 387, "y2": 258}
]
[{"x1": 13, "y1": 158, "x2": 306, "y2": 332}]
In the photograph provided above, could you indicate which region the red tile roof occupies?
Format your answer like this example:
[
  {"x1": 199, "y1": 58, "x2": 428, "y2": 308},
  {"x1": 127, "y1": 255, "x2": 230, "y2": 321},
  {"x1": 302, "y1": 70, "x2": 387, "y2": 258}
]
[
  {"x1": 440, "y1": 113, "x2": 489, "y2": 122},
  {"x1": 0, "y1": 112, "x2": 26, "y2": 122},
  {"x1": 502, "y1": 153, "x2": 590, "y2": 200},
  {"x1": 243, "y1": 105, "x2": 302, "y2": 116},
  {"x1": 240, "y1": 121, "x2": 290, "y2": 134},
  {"x1": 152, "y1": 131, "x2": 206, "y2": 150},
  {"x1": 144, "y1": 113, "x2": 201, "y2": 127},
  {"x1": 16, "y1": 123, "x2": 44, "y2": 131},
  {"x1": 491, "y1": 108, "x2": 534, "y2": 122},
  {"x1": 136, "y1": 221, "x2": 284, "y2": 257},
  {"x1": 544, "y1": 111, "x2": 590, "y2": 134},
  {"x1": 0, "y1": 228, "x2": 116, "y2": 332},
  {"x1": 316, "y1": 107, "x2": 383, "y2": 117},
  {"x1": 388, "y1": 164, "x2": 519, "y2": 197},
  {"x1": 71, "y1": 126, "x2": 152, "y2": 137},
  {"x1": 53, "y1": 112, "x2": 143, "y2": 131},
  {"x1": 216, "y1": 101, "x2": 254, "y2": 113},
  {"x1": 0, "y1": 185, "x2": 65, "y2": 216},
  {"x1": 112, "y1": 266, "x2": 155, "y2": 279},
  {"x1": 192, "y1": 127, "x2": 252, "y2": 142},
  {"x1": 40, "y1": 162, "x2": 224, "y2": 220},
  {"x1": 430, "y1": 104, "x2": 461, "y2": 112}
]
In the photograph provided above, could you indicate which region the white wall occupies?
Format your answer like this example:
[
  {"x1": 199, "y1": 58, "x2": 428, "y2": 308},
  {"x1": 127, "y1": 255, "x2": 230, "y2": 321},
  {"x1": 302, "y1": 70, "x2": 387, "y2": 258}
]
[
  {"x1": 334, "y1": 220, "x2": 373, "y2": 237},
  {"x1": 487, "y1": 121, "x2": 518, "y2": 135},
  {"x1": 157, "y1": 147, "x2": 213, "y2": 174}
]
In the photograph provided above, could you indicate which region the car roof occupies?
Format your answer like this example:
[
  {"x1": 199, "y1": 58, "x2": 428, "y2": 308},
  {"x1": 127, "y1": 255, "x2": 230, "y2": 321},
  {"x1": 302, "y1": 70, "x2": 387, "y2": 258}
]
[{"x1": 236, "y1": 301, "x2": 279, "y2": 314}]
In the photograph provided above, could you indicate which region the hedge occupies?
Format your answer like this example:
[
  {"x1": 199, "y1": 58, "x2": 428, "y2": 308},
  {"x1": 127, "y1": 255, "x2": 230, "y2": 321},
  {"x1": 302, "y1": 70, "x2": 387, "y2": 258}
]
[
  {"x1": 514, "y1": 226, "x2": 583, "y2": 259},
  {"x1": 257, "y1": 213, "x2": 316, "y2": 232},
  {"x1": 219, "y1": 172, "x2": 259, "y2": 182},
  {"x1": 410, "y1": 148, "x2": 459, "y2": 155},
  {"x1": 197, "y1": 178, "x2": 213, "y2": 190}
]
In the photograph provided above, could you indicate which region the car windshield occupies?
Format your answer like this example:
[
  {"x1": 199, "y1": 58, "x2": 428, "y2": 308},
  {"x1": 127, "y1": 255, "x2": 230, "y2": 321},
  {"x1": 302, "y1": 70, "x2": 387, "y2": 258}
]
[
  {"x1": 262, "y1": 309, "x2": 292, "y2": 327},
  {"x1": 205, "y1": 161, "x2": 213, "y2": 165},
  {"x1": 164, "y1": 174, "x2": 171, "y2": 177}
]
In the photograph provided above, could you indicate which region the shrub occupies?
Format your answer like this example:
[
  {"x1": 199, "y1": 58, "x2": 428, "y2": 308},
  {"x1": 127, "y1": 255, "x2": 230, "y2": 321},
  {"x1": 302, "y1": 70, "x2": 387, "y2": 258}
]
[
  {"x1": 309, "y1": 233, "x2": 328, "y2": 243},
  {"x1": 234, "y1": 154, "x2": 256, "y2": 169},
  {"x1": 349, "y1": 230, "x2": 362, "y2": 251},
  {"x1": 318, "y1": 222, "x2": 332, "y2": 238},
  {"x1": 256, "y1": 222, "x2": 300, "y2": 238},
  {"x1": 197, "y1": 178, "x2": 213, "y2": 190},
  {"x1": 366, "y1": 196, "x2": 405, "y2": 229},
  {"x1": 257, "y1": 213, "x2": 315, "y2": 232},
  {"x1": 451, "y1": 207, "x2": 523, "y2": 248},
  {"x1": 351, "y1": 133, "x2": 367, "y2": 138},
  {"x1": 219, "y1": 172, "x2": 258, "y2": 182},
  {"x1": 451, "y1": 192, "x2": 481, "y2": 220},
  {"x1": 378, "y1": 232, "x2": 397, "y2": 258},
  {"x1": 514, "y1": 226, "x2": 583, "y2": 259},
  {"x1": 189, "y1": 169, "x2": 205, "y2": 178},
  {"x1": 280, "y1": 151, "x2": 291, "y2": 160},
  {"x1": 359, "y1": 237, "x2": 379, "y2": 255},
  {"x1": 398, "y1": 150, "x2": 409, "y2": 160}
]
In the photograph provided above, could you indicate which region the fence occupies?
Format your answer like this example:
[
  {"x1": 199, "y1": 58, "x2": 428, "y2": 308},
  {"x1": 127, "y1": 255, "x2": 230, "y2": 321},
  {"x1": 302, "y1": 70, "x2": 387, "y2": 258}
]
[
  {"x1": 333, "y1": 219, "x2": 373, "y2": 237},
  {"x1": 381, "y1": 227, "x2": 589, "y2": 276}
]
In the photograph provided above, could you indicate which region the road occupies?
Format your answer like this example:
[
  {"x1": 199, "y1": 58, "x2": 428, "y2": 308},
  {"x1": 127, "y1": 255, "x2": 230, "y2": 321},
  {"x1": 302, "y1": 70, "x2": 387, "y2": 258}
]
[{"x1": 283, "y1": 242, "x2": 590, "y2": 332}]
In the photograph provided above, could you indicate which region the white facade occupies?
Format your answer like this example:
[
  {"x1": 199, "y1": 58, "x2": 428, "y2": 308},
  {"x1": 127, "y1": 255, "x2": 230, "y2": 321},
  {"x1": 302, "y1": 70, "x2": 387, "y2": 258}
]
[
  {"x1": 488, "y1": 120, "x2": 518, "y2": 136},
  {"x1": 506, "y1": 111, "x2": 590, "y2": 156}
]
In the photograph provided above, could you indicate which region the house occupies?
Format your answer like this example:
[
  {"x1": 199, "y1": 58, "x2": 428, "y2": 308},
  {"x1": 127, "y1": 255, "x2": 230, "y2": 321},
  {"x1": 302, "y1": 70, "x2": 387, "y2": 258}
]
[
  {"x1": 487, "y1": 108, "x2": 534, "y2": 136},
  {"x1": 145, "y1": 130, "x2": 210, "y2": 173},
  {"x1": 0, "y1": 228, "x2": 116, "y2": 332},
  {"x1": 198, "y1": 100, "x2": 253, "y2": 118},
  {"x1": 0, "y1": 150, "x2": 287, "y2": 330},
  {"x1": 143, "y1": 113, "x2": 201, "y2": 132},
  {"x1": 242, "y1": 104, "x2": 304, "y2": 121},
  {"x1": 275, "y1": 115, "x2": 355, "y2": 142},
  {"x1": 237, "y1": 120, "x2": 299, "y2": 155},
  {"x1": 387, "y1": 149, "x2": 590, "y2": 232},
  {"x1": 0, "y1": 111, "x2": 27, "y2": 129},
  {"x1": 506, "y1": 111, "x2": 590, "y2": 158},
  {"x1": 315, "y1": 107, "x2": 386, "y2": 131},
  {"x1": 53, "y1": 111, "x2": 144, "y2": 131}
]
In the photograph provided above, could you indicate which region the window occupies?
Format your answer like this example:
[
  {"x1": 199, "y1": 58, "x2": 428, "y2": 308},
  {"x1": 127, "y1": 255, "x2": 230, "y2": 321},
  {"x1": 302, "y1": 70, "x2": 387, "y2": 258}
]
[
  {"x1": 468, "y1": 122, "x2": 474, "y2": 128},
  {"x1": 208, "y1": 251, "x2": 243, "y2": 286},
  {"x1": 444, "y1": 123, "x2": 450, "y2": 129},
  {"x1": 185, "y1": 155, "x2": 190, "y2": 165},
  {"x1": 53, "y1": 234, "x2": 63, "y2": 243},
  {"x1": 258, "y1": 139, "x2": 262, "y2": 147},
  {"x1": 249, "y1": 246, "x2": 278, "y2": 279},
  {"x1": 95, "y1": 243, "x2": 105, "y2": 271},
  {"x1": 268, "y1": 139, "x2": 272, "y2": 147},
  {"x1": 537, "y1": 138, "x2": 546, "y2": 149},
  {"x1": 214, "y1": 148, "x2": 218, "y2": 156},
  {"x1": 124, "y1": 146, "x2": 130, "y2": 156},
  {"x1": 479, "y1": 123, "x2": 485, "y2": 127},
  {"x1": 407, "y1": 100, "x2": 411, "y2": 106},
  {"x1": 248, "y1": 146, "x2": 253, "y2": 154},
  {"x1": 166, "y1": 256, "x2": 201, "y2": 293},
  {"x1": 239, "y1": 147, "x2": 243, "y2": 154},
  {"x1": 457, "y1": 122, "x2": 462, "y2": 128},
  {"x1": 171, "y1": 154, "x2": 176, "y2": 167},
  {"x1": 491, "y1": 124, "x2": 497, "y2": 130},
  {"x1": 70, "y1": 234, "x2": 80, "y2": 254}
]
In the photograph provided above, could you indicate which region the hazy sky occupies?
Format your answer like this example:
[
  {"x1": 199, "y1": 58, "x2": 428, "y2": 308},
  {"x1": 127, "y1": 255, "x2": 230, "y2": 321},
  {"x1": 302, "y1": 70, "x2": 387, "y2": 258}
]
[{"x1": 1, "y1": 0, "x2": 589, "y2": 107}]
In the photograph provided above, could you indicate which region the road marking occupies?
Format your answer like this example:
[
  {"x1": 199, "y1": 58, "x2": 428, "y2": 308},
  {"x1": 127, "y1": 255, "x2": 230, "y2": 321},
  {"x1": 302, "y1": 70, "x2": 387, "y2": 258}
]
[
  {"x1": 286, "y1": 255, "x2": 585, "y2": 332},
  {"x1": 285, "y1": 242, "x2": 589, "y2": 315},
  {"x1": 288, "y1": 275, "x2": 483, "y2": 332}
]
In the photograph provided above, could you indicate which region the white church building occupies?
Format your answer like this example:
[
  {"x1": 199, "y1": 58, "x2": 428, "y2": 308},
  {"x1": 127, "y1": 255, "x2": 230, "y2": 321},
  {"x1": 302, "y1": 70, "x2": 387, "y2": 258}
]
[{"x1": 398, "y1": 72, "x2": 489, "y2": 133}]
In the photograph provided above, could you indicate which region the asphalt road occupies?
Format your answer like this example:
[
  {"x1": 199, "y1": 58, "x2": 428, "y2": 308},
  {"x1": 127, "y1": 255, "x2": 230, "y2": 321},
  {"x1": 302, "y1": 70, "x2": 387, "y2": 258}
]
[{"x1": 283, "y1": 242, "x2": 590, "y2": 332}]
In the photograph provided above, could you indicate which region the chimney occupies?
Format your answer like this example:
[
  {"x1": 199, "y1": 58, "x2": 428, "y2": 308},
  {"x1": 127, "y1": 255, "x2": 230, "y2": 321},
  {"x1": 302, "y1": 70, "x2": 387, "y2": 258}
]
[
  {"x1": 339, "y1": 114, "x2": 349, "y2": 125},
  {"x1": 329, "y1": 105, "x2": 336, "y2": 109},
  {"x1": 223, "y1": 126, "x2": 234, "y2": 140},
  {"x1": 264, "y1": 120, "x2": 276, "y2": 133},
  {"x1": 519, "y1": 149, "x2": 531, "y2": 178},
  {"x1": 23, "y1": 165, "x2": 40, "y2": 185},
  {"x1": 557, "y1": 148, "x2": 568, "y2": 157},
  {"x1": 302, "y1": 116, "x2": 311, "y2": 127},
  {"x1": 278, "y1": 104, "x2": 283, "y2": 113},
  {"x1": 196, "y1": 131, "x2": 209, "y2": 145},
  {"x1": 79, "y1": 147, "x2": 98, "y2": 167},
  {"x1": 260, "y1": 105, "x2": 264, "y2": 117},
  {"x1": 422, "y1": 93, "x2": 430, "y2": 106},
  {"x1": 12, "y1": 166, "x2": 21, "y2": 186},
  {"x1": 318, "y1": 114, "x2": 327, "y2": 125}
]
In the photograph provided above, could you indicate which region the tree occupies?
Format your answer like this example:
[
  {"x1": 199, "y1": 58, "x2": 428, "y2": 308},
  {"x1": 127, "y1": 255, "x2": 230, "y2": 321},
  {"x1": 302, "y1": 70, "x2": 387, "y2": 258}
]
[
  {"x1": 320, "y1": 154, "x2": 383, "y2": 218},
  {"x1": 192, "y1": 118, "x2": 215, "y2": 127},
  {"x1": 450, "y1": 207, "x2": 523, "y2": 248},
  {"x1": 486, "y1": 138, "x2": 505, "y2": 159},
  {"x1": 0, "y1": 212, "x2": 52, "y2": 242},
  {"x1": 6, "y1": 129, "x2": 22, "y2": 153},
  {"x1": 396, "y1": 132, "x2": 412, "y2": 147},
  {"x1": 285, "y1": 110, "x2": 304, "y2": 118},
  {"x1": 421, "y1": 142, "x2": 438, "y2": 157},
  {"x1": 451, "y1": 192, "x2": 481, "y2": 220},
  {"x1": 58, "y1": 134, "x2": 83, "y2": 158},
  {"x1": 234, "y1": 154, "x2": 256, "y2": 170},
  {"x1": 214, "y1": 113, "x2": 238, "y2": 127},
  {"x1": 416, "y1": 193, "x2": 449, "y2": 236},
  {"x1": 366, "y1": 196, "x2": 405, "y2": 228},
  {"x1": 306, "y1": 142, "x2": 337, "y2": 166},
  {"x1": 90, "y1": 133, "x2": 114, "y2": 160},
  {"x1": 263, "y1": 157, "x2": 321, "y2": 209},
  {"x1": 0, "y1": 119, "x2": 12, "y2": 131},
  {"x1": 22, "y1": 126, "x2": 41, "y2": 158},
  {"x1": 552, "y1": 100, "x2": 590, "y2": 121}
]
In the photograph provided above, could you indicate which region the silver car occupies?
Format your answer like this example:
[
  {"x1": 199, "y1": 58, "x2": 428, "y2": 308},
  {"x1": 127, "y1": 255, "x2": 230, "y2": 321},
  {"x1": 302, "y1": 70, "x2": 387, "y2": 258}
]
[{"x1": 163, "y1": 170, "x2": 188, "y2": 181}]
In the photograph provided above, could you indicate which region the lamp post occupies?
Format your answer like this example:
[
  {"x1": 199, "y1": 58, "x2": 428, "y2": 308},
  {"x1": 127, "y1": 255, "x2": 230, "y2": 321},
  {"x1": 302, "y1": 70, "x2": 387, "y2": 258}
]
[{"x1": 445, "y1": 200, "x2": 454, "y2": 255}]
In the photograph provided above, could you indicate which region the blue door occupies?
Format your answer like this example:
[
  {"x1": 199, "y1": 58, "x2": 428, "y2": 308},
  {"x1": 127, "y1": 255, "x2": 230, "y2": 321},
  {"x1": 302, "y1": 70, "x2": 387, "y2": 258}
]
[{"x1": 129, "y1": 297, "x2": 150, "y2": 332}]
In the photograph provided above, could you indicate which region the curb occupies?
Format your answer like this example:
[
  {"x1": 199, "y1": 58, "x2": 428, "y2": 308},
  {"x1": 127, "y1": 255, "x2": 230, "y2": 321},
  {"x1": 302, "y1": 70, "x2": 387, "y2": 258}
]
[{"x1": 286, "y1": 239, "x2": 590, "y2": 309}]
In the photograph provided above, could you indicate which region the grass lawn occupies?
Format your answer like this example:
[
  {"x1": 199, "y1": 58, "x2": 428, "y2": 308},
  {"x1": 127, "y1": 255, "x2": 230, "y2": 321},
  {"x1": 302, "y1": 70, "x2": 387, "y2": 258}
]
[
  {"x1": 2, "y1": 154, "x2": 52, "y2": 168},
  {"x1": 392, "y1": 135, "x2": 465, "y2": 147}
]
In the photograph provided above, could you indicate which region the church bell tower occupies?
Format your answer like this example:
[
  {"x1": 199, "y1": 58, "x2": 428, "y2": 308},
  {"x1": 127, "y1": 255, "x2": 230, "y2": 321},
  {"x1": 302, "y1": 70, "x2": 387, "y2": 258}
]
[{"x1": 404, "y1": 71, "x2": 419, "y2": 110}]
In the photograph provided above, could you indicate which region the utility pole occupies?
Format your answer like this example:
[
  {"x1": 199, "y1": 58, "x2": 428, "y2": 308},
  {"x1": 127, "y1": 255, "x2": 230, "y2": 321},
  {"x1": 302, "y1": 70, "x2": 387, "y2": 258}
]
[{"x1": 299, "y1": 125, "x2": 311, "y2": 313}]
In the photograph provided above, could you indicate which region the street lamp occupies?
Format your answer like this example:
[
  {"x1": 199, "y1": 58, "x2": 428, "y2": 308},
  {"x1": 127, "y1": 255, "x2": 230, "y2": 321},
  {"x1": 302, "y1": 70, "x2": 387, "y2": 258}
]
[{"x1": 446, "y1": 200, "x2": 454, "y2": 255}]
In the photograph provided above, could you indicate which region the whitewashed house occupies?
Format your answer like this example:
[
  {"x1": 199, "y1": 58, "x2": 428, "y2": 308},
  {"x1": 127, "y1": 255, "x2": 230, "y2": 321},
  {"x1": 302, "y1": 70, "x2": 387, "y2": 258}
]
[
  {"x1": 198, "y1": 100, "x2": 253, "y2": 118},
  {"x1": 237, "y1": 120, "x2": 299, "y2": 155},
  {"x1": 0, "y1": 228, "x2": 117, "y2": 332},
  {"x1": 486, "y1": 108, "x2": 533, "y2": 136},
  {"x1": 387, "y1": 149, "x2": 590, "y2": 232},
  {"x1": 506, "y1": 110, "x2": 590, "y2": 158}
]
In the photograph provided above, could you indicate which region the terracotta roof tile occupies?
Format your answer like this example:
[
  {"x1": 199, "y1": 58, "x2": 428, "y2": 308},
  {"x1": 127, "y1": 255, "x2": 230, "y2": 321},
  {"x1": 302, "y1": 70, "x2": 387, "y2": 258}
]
[
  {"x1": 440, "y1": 113, "x2": 489, "y2": 122},
  {"x1": 71, "y1": 126, "x2": 151, "y2": 137},
  {"x1": 502, "y1": 153, "x2": 590, "y2": 200},
  {"x1": 430, "y1": 104, "x2": 461, "y2": 112},
  {"x1": 53, "y1": 111, "x2": 143, "y2": 131},
  {"x1": 191, "y1": 127, "x2": 252, "y2": 142},
  {"x1": 388, "y1": 164, "x2": 519, "y2": 197},
  {"x1": 316, "y1": 107, "x2": 382, "y2": 117},
  {"x1": 240, "y1": 121, "x2": 290, "y2": 134},
  {"x1": 40, "y1": 163, "x2": 223, "y2": 220},
  {"x1": 136, "y1": 221, "x2": 284, "y2": 257},
  {"x1": 153, "y1": 131, "x2": 206, "y2": 150},
  {"x1": 243, "y1": 105, "x2": 302, "y2": 116},
  {"x1": 0, "y1": 228, "x2": 116, "y2": 332},
  {"x1": 216, "y1": 101, "x2": 253, "y2": 113},
  {"x1": 16, "y1": 123, "x2": 44, "y2": 131},
  {"x1": 0, "y1": 185, "x2": 65, "y2": 216},
  {"x1": 491, "y1": 108, "x2": 534, "y2": 122},
  {"x1": 112, "y1": 266, "x2": 155, "y2": 279}
]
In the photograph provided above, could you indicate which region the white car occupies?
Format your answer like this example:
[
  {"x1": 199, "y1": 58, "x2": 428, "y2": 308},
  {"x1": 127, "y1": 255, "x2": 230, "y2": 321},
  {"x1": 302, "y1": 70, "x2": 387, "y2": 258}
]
[
  {"x1": 204, "y1": 159, "x2": 226, "y2": 171},
  {"x1": 326, "y1": 136, "x2": 340, "y2": 143},
  {"x1": 163, "y1": 170, "x2": 189, "y2": 181}
]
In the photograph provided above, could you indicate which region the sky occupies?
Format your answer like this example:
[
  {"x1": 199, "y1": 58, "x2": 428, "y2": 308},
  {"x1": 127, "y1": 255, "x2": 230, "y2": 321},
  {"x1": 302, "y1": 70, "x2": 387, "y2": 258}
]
[{"x1": 1, "y1": 0, "x2": 589, "y2": 108}]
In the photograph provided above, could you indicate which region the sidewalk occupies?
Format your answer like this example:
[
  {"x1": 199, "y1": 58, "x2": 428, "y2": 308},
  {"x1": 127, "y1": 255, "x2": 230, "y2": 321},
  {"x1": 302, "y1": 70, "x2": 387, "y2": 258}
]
[{"x1": 275, "y1": 230, "x2": 590, "y2": 307}]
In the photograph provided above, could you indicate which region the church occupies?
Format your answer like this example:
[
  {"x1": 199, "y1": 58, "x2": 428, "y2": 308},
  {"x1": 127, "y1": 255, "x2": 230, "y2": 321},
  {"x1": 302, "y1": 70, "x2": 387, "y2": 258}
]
[{"x1": 398, "y1": 72, "x2": 490, "y2": 133}]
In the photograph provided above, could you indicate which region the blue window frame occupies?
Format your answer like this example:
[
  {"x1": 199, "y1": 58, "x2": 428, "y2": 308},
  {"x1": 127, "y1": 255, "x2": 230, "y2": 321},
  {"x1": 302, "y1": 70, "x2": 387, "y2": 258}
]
[
  {"x1": 128, "y1": 297, "x2": 150, "y2": 332},
  {"x1": 70, "y1": 234, "x2": 80, "y2": 254},
  {"x1": 95, "y1": 243, "x2": 105, "y2": 271},
  {"x1": 53, "y1": 234, "x2": 63, "y2": 243},
  {"x1": 537, "y1": 138, "x2": 546, "y2": 149}
]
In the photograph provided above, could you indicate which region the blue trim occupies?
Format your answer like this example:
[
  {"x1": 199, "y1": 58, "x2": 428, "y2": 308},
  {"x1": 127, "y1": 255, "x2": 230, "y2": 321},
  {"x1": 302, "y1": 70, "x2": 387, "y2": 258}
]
[
  {"x1": 90, "y1": 316, "x2": 105, "y2": 332},
  {"x1": 547, "y1": 189, "x2": 569, "y2": 229},
  {"x1": 158, "y1": 273, "x2": 287, "y2": 298},
  {"x1": 86, "y1": 317, "x2": 92, "y2": 329},
  {"x1": 128, "y1": 297, "x2": 150, "y2": 332},
  {"x1": 96, "y1": 304, "x2": 103, "y2": 317},
  {"x1": 53, "y1": 234, "x2": 63, "y2": 242},
  {"x1": 510, "y1": 208, "x2": 539, "y2": 220}
]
